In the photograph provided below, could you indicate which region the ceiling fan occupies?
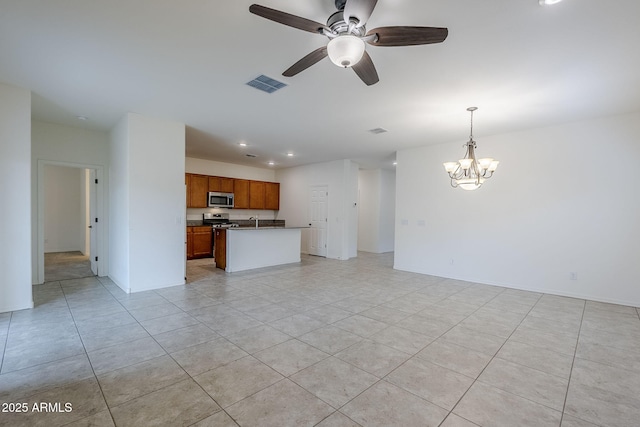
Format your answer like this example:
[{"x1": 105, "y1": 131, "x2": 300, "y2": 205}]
[{"x1": 249, "y1": 0, "x2": 448, "y2": 86}]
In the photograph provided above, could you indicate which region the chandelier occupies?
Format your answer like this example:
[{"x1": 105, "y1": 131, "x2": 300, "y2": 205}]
[{"x1": 443, "y1": 107, "x2": 499, "y2": 191}]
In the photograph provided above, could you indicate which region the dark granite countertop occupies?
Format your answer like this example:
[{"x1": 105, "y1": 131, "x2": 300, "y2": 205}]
[{"x1": 187, "y1": 219, "x2": 286, "y2": 228}]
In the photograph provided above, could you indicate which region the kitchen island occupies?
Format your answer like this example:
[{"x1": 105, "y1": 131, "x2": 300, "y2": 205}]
[{"x1": 215, "y1": 227, "x2": 306, "y2": 273}]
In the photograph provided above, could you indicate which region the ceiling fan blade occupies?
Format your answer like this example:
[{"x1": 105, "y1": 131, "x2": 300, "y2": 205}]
[
  {"x1": 366, "y1": 26, "x2": 448, "y2": 47},
  {"x1": 352, "y1": 51, "x2": 379, "y2": 86},
  {"x1": 249, "y1": 4, "x2": 326, "y2": 34},
  {"x1": 282, "y1": 46, "x2": 328, "y2": 77},
  {"x1": 344, "y1": 0, "x2": 378, "y2": 28}
]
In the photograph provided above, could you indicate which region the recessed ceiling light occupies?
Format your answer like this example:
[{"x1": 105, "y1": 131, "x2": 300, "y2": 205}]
[
  {"x1": 393, "y1": 161, "x2": 397, "y2": 166},
  {"x1": 267, "y1": 161, "x2": 275, "y2": 166},
  {"x1": 539, "y1": 0, "x2": 562, "y2": 5},
  {"x1": 76, "y1": 115, "x2": 89, "y2": 121},
  {"x1": 287, "y1": 152, "x2": 294, "y2": 157},
  {"x1": 239, "y1": 142, "x2": 247, "y2": 147}
]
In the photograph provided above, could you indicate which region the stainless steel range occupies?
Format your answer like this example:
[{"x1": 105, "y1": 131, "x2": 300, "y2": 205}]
[{"x1": 202, "y1": 213, "x2": 239, "y2": 228}]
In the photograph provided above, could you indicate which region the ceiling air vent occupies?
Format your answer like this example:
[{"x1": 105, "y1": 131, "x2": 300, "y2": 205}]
[
  {"x1": 245, "y1": 153, "x2": 258, "y2": 158},
  {"x1": 246, "y1": 75, "x2": 287, "y2": 94},
  {"x1": 368, "y1": 127, "x2": 388, "y2": 134}
]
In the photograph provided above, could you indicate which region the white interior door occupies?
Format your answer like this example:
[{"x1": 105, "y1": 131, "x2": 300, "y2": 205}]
[
  {"x1": 309, "y1": 185, "x2": 328, "y2": 257},
  {"x1": 89, "y1": 169, "x2": 98, "y2": 275}
]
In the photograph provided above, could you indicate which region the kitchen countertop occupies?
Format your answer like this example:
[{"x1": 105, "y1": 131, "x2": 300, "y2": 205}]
[
  {"x1": 228, "y1": 226, "x2": 309, "y2": 230},
  {"x1": 186, "y1": 219, "x2": 287, "y2": 228}
]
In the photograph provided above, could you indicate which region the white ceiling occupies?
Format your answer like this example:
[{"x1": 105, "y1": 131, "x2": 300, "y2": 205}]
[{"x1": 1, "y1": 0, "x2": 639, "y2": 169}]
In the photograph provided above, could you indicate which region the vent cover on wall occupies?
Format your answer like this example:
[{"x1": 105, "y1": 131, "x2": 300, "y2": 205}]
[
  {"x1": 246, "y1": 75, "x2": 287, "y2": 93},
  {"x1": 368, "y1": 127, "x2": 388, "y2": 134}
]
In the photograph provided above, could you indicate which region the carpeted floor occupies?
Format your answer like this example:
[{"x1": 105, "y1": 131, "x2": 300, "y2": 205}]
[{"x1": 44, "y1": 251, "x2": 95, "y2": 282}]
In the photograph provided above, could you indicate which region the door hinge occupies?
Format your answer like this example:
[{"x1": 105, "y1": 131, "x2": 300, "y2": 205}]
[
  {"x1": 95, "y1": 178, "x2": 98, "y2": 184},
  {"x1": 95, "y1": 218, "x2": 98, "y2": 223},
  {"x1": 95, "y1": 256, "x2": 98, "y2": 261}
]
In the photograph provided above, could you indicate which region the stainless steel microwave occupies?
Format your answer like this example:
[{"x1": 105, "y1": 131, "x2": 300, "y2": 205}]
[{"x1": 208, "y1": 192, "x2": 234, "y2": 208}]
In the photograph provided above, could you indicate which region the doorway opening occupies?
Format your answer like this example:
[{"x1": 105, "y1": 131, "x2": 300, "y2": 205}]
[
  {"x1": 45, "y1": 251, "x2": 93, "y2": 281},
  {"x1": 37, "y1": 161, "x2": 104, "y2": 284}
]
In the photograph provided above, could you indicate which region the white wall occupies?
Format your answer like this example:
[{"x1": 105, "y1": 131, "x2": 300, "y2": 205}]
[
  {"x1": 379, "y1": 169, "x2": 396, "y2": 253},
  {"x1": 31, "y1": 120, "x2": 110, "y2": 284},
  {"x1": 358, "y1": 169, "x2": 396, "y2": 253},
  {"x1": 109, "y1": 113, "x2": 186, "y2": 293},
  {"x1": 395, "y1": 111, "x2": 640, "y2": 307},
  {"x1": 43, "y1": 165, "x2": 84, "y2": 253},
  {"x1": 276, "y1": 159, "x2": 359, "y2": 260},
  {"x1": 82, "y1": 169, "x2": 91, "y2": 255},
  {"x1": 185, "y1": 157, "x2": 278, "y2": 221},
  {"x1": 0, "y1": 83, "x2": 32, "y2": 312},
  {"x1": 186, "y1": 157, "x2": 275, "y2": 181}
]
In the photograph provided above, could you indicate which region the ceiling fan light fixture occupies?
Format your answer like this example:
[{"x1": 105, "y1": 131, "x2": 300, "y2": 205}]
[{"x1": 327, "y1": 35, "x2": 365, "y2": 68}]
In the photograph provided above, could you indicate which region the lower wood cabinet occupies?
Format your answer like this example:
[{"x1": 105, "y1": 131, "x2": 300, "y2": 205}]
[
  {"x1": 214, "y1": 228, "x2": 227, "y2": 270},
  {"x1": 187, "y1": 226, "x2": 213, "y2": 259},
  {"x1": 186, "y1": 227, "x2": 194, "y2": 259}
]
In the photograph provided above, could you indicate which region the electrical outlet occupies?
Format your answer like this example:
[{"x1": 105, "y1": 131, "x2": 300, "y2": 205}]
[
  {"x1": 569, "y1": 272, "x2": 578, "y2": 280},
  {"x1": 401, "y1": 219, "x2": 409, "y2": 226}
]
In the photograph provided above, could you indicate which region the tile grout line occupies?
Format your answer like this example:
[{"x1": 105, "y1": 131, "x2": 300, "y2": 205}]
[
  {"x1": 0, "y1": 311, "x2": 14, "y2": 374},
  {"x1": 289, "y1": 284, "x2": 515, "y2": 426},
  {"x1": 61, "y1": 278, "x2": 119, "y2": 427},
  {"x1": 445, "y1": 291, "x2": 545, "y2": 422},
  {"x1": 558, "y1": 298, "x2": 587, "y2": 427}
]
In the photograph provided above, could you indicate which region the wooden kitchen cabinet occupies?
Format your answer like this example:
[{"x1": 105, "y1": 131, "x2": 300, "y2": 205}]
[
  {"x1": 249, "y1": 181, "x2": 266, "y2": 209},
  {"x1": 186, "y1": 227, "x2": 194, "y2": 259},
  {"x1": 186, "y1": 174, "x2": 208, "y2": 208},
  {"x1": 209, "y1": 176, "x2": 234, "y2": 193},
  {"x1": 186, "y1": 172, "x2": 279, "y2": 211},
  {"x1": 214, "y1": 228, "x2": 227, "y2": 270},
  {"x1": 191, "y1": 226, "x2": 213, "y2": 259},
  {"x1": 265, "y1": 182, "x2": 280, "y2": 210},
  {"x1": 233, "y1": 179, "x2": 250, "y2": 209}
]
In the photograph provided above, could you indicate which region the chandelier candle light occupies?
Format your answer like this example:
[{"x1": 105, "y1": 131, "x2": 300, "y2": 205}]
[{"x1": 443, "y1": 107, "x2": 499, "y2": 191}]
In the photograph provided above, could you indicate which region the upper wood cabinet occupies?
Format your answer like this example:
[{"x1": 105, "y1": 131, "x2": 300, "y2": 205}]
[
  {"x1": 186, "y1": 173, "x2": 279, "y2": 210},
  {"x1": 186, "y1": 174, "x2": 208, "y2": 208},
  {"x1": 265, "y1": 182, "x2": 280, "y2": 210},
  {"x1": 209, "y1": 176, "x2": 234, "y2": 193},
  {"x1": 233, "y1": 179, "x2": 250, "y2": 209},
  {"x1": 249, "y1": 181, "x2": 266, "y2": 209}
]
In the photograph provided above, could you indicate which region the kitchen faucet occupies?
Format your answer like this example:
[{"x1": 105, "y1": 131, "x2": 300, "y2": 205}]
[{"x1": 249, "y1": 215, "x2": 259, "y2": 228}]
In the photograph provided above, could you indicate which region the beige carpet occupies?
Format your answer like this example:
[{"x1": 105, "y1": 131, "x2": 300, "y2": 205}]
[{"x1": 44, "y1": 251, "x2": 95, "y2": 282}]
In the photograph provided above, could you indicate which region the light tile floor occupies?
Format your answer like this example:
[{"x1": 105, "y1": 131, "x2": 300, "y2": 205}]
[{"x1": 1, "y1": 253, "x2": 640, "y2": 426}]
